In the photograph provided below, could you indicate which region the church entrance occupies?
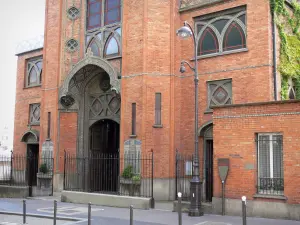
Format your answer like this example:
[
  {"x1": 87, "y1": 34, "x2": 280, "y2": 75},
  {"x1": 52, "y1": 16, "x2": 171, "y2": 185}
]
[{"x1": 89, "y1": 119, "x2": 120, "y2": 193}]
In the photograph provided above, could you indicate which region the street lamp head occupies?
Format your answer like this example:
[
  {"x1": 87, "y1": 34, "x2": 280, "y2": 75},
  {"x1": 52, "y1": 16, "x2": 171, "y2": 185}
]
[
  {"x1": 179, "y1": 63, "x2": 186, "y2": 73},
  {"x1": 176, "y1": 23, "x2": 193, "y2": 40}
]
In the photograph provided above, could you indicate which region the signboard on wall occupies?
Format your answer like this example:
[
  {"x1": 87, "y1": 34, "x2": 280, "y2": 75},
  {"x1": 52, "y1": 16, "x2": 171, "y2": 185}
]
[{"x1": 218, "y1": 158, "x2": 229, "y2": 183}]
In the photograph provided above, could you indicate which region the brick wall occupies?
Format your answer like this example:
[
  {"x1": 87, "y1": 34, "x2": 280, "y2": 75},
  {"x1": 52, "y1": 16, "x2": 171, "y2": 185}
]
[
  {"x1": 58, "y1": 112, "x2": 78, "y2": 173},
  {"x1": 213, "y1": 100, "x2": 300, "y2": 204},
  {"x1": 13, "y1": 50, "x2": 43, "y2": 155}
]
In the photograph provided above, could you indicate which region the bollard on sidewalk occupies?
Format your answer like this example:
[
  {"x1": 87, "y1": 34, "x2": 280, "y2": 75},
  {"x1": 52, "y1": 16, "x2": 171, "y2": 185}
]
[
  {"x1": 242, "y1": 196, "x2": 247, "y2": 225},
  {"x1": 177, "y1": 192, "x2": 182, "y2": 225},
  {"x1": 130, "y1": 205, "x2": 133, "y2": 225},
  {"x1": 88, "y1": 202, "x2": 91, "y2": 225},
  {"x1": 53, "y1": 200, "x2": 57, "y2": 225},
  {"x1": 23, "y1": 200, "x2": 26, "y2": 224}
]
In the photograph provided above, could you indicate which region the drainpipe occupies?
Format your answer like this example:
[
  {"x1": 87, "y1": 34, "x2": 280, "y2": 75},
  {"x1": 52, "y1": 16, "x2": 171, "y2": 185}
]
[{"x1": 272, "y1": 9, "x2": 278, "y2": 101}]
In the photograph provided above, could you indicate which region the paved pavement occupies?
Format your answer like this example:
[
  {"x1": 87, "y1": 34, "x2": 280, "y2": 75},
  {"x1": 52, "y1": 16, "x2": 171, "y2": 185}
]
[
  {"x1": 0, "y1": 197, "x2": 299, "y2": 225},
  {"x1": 0, "y1": 215, "x2": 66, "y2": 225}
]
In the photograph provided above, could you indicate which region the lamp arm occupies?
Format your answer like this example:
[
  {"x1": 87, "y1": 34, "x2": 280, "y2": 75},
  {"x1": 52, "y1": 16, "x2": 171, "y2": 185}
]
[
  {"x1": 181, "y1": 60, "x2": 195, "y2": 71},
  {"x1": 184, "y1": 21, "x2": 197, "y2": 49}
]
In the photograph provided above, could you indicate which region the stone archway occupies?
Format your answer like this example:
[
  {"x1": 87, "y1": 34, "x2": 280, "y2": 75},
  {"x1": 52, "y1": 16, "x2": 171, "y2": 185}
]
[
  {"x1": 59, "y1": 54, "x2": 121, "y2": 109},
  {"x1": 59, "y1": 55, "x2": 121, "y2": 156}
]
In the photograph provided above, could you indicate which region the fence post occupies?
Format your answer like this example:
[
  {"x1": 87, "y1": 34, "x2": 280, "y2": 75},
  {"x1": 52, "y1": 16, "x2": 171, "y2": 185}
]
[
  {"x1": 10, "y1": 151, "x2": 13, "y2": 186},
  {"x1": 53, "y1": 200, "x2": 57, "y2": 225},
  {"x1": 177, "y1": 192, "x2": 182, "y2": 225},
  {"x1": 63, "y1": 150, "x2": 66, "y2": 190},
  {"x1": 175, "y1": 149, "x2": 178, "y2": 200},
  {"x1": 88, "y1": 202, "x2": 91, "y2": 225},
  {"x1": 130, "y1": 205, "x2": 133, "y2": 225},
  {"x1": 150, "y1": 149, "x2": 155, "y2": 209},
  {"x1": 23, "y1": 200, "x2": 26, "y2": 224},
  {"x1": 242, "y1": 196, "x2": 247, "y2": 225}
]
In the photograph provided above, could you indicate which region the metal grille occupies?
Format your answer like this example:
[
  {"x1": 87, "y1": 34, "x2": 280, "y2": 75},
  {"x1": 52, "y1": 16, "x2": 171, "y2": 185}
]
[
  {"x1": 63, "y1": 151, "x2": 154, "y2": 198},
  {"x1": 257, "y1": 134, "x2": 284, "y2": 195},
  {"x1": 175, "y1": 149, "x2": 193, "y2": 201}
]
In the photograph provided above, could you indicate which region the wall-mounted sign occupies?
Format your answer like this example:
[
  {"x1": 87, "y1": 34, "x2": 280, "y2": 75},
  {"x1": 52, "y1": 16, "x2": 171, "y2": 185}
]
[{"x1": 218, "y1": 158, "x2": 229, "y2": 183}]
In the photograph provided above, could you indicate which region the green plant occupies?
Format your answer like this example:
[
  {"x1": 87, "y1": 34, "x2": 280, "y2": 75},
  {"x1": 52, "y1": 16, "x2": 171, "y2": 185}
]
[
  {"x1": 121, "y1": 165, "x2": 134, "y2": 179},
  {"x1": 271, "y1": 0, "x2": 300, "y2": 99},
  {"x1": 132, "y1": 175, "x2": 141, "y2": 182},
  {"x1": 39, "y1": 163, "x2": 49, "y2": 174}
]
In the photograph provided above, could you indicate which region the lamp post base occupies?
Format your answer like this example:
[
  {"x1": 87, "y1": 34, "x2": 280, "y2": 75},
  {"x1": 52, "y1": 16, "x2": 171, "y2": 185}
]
[{"x1": 188, "y1": 178, "x2": 204, "y2": 217}]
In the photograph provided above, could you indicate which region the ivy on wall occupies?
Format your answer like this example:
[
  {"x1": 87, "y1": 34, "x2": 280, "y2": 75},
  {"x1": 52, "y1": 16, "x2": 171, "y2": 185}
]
[{"x1": 271, "y1": 0, "x2": 300, "y2": 99}]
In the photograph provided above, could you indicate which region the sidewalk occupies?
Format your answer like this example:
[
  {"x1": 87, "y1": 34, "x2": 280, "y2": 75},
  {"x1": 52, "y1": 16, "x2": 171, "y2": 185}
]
[{"x1": 0, "y1": 197, "x2": 299, "y2": 225}]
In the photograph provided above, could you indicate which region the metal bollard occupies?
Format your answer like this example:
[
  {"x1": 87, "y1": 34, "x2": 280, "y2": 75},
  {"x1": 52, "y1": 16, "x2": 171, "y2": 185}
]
[
  {"x1": 23, "y1": 200, "x2": 26, "y2": 224},
  {"x1": 130, "y1": 205, "x2": 133, "y2": 225},
  {"x1": 88, "y1": 202, "x2": 91, "y2": 225},
  {"x1": 53, "y1": 200, "x2": 57, "y2": 225},
  {"x1": 242, "y1": 196, "x2": 247, "y2": 225},
  {"x1": 177, "y1": 192, "x2": 182, "y2": 225}
]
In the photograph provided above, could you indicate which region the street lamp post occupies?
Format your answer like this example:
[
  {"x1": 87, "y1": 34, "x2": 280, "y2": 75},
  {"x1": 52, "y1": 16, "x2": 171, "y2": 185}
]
[{"x1": 176, "y1": 21, "x2": 203, "y2": 217}]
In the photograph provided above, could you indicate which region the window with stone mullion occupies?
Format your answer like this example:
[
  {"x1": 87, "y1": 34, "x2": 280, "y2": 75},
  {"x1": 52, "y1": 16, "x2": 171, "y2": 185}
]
[
  {"x1": 87, "y1": 0, "x2": 102, "y2": 30},
  {"x1": 105, "y1": 0, "x2": 121, "y2": 25},
  {"x1": 29, "y1": 103, "x2": 41, "y2": 125},
  {"x1": 26, "y1": 57, "x2": 43, "y2": 87}
]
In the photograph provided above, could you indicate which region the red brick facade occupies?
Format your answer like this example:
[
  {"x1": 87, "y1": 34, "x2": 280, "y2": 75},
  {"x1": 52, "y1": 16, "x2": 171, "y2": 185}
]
[
  {"x1": 213, "y1": 101, "x2": 300, "y2": 205},
  {"x1": 12, "y1": 0, "x2": 300, "y2": 212}
]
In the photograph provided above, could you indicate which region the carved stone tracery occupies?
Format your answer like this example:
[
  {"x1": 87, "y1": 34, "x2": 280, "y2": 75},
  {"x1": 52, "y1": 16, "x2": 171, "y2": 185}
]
[{"x1": 59, "y1": 56, "x2": 121, "y2": 108}]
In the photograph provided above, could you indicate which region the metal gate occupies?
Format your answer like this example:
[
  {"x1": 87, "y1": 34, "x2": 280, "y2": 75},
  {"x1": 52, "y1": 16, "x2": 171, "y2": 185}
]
[{"x1": 175, "y1": 149, "x2": 193, "y2": 201}]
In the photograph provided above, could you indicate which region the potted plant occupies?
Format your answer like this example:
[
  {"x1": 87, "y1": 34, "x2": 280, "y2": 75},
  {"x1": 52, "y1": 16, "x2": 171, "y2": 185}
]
[
  {"x1": 37, "y1": 163, "x2": 52, "y2": 190},
  {"x1": 120, "y1": 165, "x2": 141, "y2": 196}
]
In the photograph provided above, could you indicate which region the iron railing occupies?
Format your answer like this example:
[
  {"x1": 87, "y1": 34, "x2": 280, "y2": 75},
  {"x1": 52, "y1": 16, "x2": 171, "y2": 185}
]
[
  {"x1": 257, "y1": 177, "x2": 284, "y2": 195},
  {"x1": 175, "y1": 149, "x2": 194, "y2": 201},
  {"x1": 0, "y1": 153, "x2": 54, "y2": 193},
  {"x1": 63, "y1": 151, "x2": 154, "y2": 199}
]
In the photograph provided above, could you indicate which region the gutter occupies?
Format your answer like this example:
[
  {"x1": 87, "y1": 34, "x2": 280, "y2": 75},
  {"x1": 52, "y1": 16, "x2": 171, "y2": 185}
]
[{"x1": 272, "y1": 9, "x2": 278, "y2": 101}]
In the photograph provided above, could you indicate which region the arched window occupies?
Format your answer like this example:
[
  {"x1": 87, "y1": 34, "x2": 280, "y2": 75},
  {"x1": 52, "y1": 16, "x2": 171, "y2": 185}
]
[
  {"x1": 104, "y1": 35, "x2": 119, "y2": 57},
  {"x1": 195, "y1": 7, "x2": 246, "y2": 57},
  {"x1": 223, "y1": 22, "x2": 246, "y2": 51},
  {"x1": 26, "y1": 57, "x2": 42, "y2": 87},
  {"x1": 198, "y1": 27, "x2": 219, "y2": 56},
  {"x1": 87, "y1": 0, "x2": 121, "y2": 30},
  {"x1": 88, "y1": 38, "x2": 101, "y2": 56}
]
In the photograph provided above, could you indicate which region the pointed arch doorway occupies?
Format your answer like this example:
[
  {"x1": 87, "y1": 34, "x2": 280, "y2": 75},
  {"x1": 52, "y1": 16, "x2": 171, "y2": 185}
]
[
  {"x1": 89, "y1": 119, "x2": 120, "y2": 192},
  {"x1": 199, "y1": 121, "x2": 214, "y2": 202}
]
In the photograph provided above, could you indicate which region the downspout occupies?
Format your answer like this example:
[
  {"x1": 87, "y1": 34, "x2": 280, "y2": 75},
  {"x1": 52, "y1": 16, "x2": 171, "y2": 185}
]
[{"x1": 272, "y1": 9, "x2": 278, "y2": 100}]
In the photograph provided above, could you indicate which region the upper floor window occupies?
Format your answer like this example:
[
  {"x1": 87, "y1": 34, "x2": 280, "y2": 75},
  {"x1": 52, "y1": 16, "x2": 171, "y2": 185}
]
[
  {"x1": 26, "y1": 57, "x2": 43, "y2": 87},
  {"x1": 87, "y1": 0, "x2": 121, "y2": 30},
  {"x1": 195, "y1": 6, "x2": 246, "y2": 58},
  {"x1": 207, "y1": 79, "x2": 232, "y2": 111},
  {"x1": 29, "y1": 103, "x2": 41, "y2": 125}
]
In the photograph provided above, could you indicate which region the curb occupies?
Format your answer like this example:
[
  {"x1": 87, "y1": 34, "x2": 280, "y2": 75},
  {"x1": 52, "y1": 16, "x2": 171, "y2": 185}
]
[{"x1": 0, "y1": 211, "x2": 83, "y2": 221}]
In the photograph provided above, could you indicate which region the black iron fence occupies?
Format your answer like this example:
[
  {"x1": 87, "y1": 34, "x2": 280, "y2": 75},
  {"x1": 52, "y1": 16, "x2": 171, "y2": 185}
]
[
  {"x1": 0, "y1": 153, "x2": 54, "y2": 195},
  {"x1": 63, "y1": 151, "x2": 154, "y2": 199},
  {"x1": 175, "y1": 149, "x2": 194, "y2": 201}
]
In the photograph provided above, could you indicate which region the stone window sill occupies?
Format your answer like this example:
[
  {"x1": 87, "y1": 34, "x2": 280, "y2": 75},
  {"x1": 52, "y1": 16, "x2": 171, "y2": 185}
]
[
  {"x1": 253, "y1": 194, "x2": 287, "y2": 200},
  {"x1": 24, "y1": 84, "x2": 42, "y2": 89},
  {"x1": 204, "y1": 109, "x2": 213, "y2": 114},
  {"x1": 28, "y1": 123, "x2": 40, "y2": 126},
  {"x1": 191, "y1": 48, "x2": 248, "y2": 61},
  {"x1": 129, "y1": 135, "x2": 137, "y2": 138},
  {"x1": 153, "y1": 124, "x2": 163, "y2": 128}
]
